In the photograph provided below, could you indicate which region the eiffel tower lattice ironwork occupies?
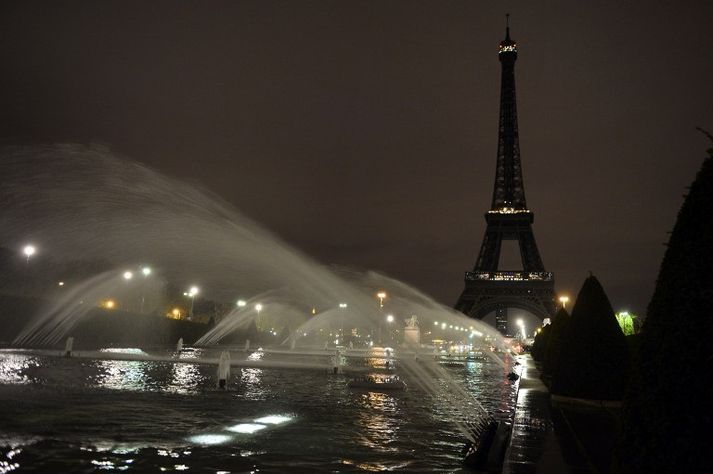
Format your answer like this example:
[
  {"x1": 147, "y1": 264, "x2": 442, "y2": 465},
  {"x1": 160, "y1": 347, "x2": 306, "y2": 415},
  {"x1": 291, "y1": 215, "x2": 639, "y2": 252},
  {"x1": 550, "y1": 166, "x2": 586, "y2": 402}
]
[{"x1": 455, "y1": 19, "x2": 556, "y2": 335}]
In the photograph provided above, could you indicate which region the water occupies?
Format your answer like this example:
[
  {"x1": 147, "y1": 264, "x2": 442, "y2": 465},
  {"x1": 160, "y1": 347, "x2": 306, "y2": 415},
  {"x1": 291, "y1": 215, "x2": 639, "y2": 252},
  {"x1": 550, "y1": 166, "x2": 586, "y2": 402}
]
[{"x1": 0, "y1": 348, "x2": 517, "y2": 472}]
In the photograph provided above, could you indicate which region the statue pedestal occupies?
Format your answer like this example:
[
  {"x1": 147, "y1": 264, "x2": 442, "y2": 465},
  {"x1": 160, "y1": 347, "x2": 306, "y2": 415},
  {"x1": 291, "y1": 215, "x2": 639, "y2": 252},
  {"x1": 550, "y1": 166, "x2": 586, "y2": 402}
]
[{"x1": 403, "y1": 326, "x2": 420, "y2": 347}]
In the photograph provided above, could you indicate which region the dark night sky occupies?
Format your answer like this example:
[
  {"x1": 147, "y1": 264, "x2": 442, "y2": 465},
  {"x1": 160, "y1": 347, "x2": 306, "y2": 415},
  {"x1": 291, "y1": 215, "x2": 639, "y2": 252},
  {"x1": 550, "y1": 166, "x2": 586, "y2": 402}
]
[{"x1": 1, "y1": 1, "x2": 712, "y2": 315}]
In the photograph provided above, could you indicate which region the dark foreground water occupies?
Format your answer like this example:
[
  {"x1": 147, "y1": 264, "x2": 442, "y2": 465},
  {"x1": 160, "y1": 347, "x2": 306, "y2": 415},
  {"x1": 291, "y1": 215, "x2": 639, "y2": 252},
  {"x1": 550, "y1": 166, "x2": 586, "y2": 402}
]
[{"x1": 0, "y1": 348, "x2": 517, "y2": 473}]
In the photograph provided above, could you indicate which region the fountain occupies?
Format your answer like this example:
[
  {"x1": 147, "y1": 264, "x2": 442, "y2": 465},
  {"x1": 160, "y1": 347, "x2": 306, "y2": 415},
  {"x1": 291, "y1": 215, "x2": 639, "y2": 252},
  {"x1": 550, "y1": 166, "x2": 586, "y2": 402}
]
[
  {"x1": 64, "y1": 336, "x2": 74, "y2": 357},
  {"x1": 0, "y1": 144, "x2": 517, "y2": 469},
  {"x1": 217, "y1": 350, "x2": 231, "y2": 389}
]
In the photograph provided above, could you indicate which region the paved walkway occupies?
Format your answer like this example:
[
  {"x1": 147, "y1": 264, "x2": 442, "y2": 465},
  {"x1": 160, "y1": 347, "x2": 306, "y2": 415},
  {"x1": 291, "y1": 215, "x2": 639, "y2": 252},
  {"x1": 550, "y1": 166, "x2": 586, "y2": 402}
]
[{"x1": 502, "y1": 354, "x2": 589, "y2": 473}]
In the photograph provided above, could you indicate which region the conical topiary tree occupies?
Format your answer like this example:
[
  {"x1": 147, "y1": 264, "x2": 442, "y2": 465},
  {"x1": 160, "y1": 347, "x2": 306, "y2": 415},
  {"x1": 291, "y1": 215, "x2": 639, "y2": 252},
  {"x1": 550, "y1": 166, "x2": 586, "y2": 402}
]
[
  {"x1": 551, "y1": 275, "x2": 629, "y2": 400},
  {"x1": 618, "y1": 137, "x2": 713, "y2": 473},
  {"x1": 542, "y1": 307, "x2": 570, "y2": 378},
  {"x1": 530, "y1": 323, "x2": 551, "y2": 362}
]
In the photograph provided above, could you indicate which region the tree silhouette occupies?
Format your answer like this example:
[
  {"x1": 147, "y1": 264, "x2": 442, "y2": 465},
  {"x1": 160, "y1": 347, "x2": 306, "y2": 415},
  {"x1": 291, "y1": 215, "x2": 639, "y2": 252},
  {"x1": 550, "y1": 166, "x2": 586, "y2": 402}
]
[
  {"x1": 618, "y1": 136, "x2": 713, "y2": 472},
  {"x1": 551, "y1": 275, "x2": 629, "y2": 399},
  {"x1": 542, "y1": 307, "x2": 570, "y2": 378}
]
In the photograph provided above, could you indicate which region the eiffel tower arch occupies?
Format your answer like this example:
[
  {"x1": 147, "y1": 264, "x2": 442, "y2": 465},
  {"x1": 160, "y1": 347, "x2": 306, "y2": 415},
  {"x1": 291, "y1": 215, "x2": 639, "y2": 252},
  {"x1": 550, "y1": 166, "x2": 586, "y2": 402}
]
[{"x1": 455, "y1": 19, "x2": 556, "y2": 335}]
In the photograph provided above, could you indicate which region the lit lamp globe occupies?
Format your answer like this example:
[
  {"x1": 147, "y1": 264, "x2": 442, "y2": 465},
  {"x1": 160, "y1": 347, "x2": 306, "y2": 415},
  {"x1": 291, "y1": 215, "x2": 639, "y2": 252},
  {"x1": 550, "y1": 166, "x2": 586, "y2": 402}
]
[{"x1": 23, "y1": 244, "x2": 36, "y2": 260}]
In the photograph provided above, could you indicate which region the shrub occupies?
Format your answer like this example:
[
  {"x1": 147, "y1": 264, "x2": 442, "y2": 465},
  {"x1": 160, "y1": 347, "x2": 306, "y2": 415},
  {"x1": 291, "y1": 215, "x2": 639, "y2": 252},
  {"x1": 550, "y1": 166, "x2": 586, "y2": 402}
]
[{"x1": 551, "y1": 275, "x2": 629, "y2": 400}]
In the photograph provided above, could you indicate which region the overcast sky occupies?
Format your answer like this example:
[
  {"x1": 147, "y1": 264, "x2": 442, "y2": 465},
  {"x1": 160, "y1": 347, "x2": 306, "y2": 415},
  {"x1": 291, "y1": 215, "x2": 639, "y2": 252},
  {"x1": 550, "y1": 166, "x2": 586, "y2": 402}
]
[{"x1": 2, "y1": 0, "x2": 712, "y2": 315}]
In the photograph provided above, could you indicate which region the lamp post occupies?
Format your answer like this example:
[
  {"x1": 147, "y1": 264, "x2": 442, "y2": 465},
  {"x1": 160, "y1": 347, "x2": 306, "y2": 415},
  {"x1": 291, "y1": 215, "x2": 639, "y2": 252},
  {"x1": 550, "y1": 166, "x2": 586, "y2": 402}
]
[
  {"x1": 375, "y1": 292, "x2": 387, "y2": 343},
  {"x1": 559, "y1": 295, "x2": 570, "y2": 309},
  {"x1": 21, "y1": 244, "x2": 37, "y2": 295},
  {"x1": 23, "y1": 245, "x2": 36, "y2": 264},
  {"x1": 185, "y1": 286, "x2": 199, "y2": 320},
  {"x1": 139, "y1": 266, "x2": 151, "y2": 314},
  {"x1": 376, "y1": 291, "x2": 386, "y2": 308},
  {"x1": 386, "y1": 314, "x2": 394, "y2": 343},
  {"x1": 237, "y1": 299, "x2": 246, "y2": 308},
  {"x1": 516, "y1": 318, "x2": 526, "y2": 340},
  {"x1": 255, "y1": 303, "x2": 262, "y2": 331}
]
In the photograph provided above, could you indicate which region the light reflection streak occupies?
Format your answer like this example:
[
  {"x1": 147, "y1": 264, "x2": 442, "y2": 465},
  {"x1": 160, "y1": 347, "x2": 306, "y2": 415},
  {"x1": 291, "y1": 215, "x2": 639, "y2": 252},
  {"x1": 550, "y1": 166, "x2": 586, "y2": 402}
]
[
  {"x1": 0, "y1": 354, "x2": 39, "y2": 385},
  {"x1": 167, "y1": 362, "x2": 205, "y2": 394},
  {"x1": 355, "y1": 391, "x2": 400, "y2": 452},
  {"x1": 96, "y1": 360, "x2": 148, "y2": 391},
  {"x1": 241, "y1": 368, "x2": 264, "y2": 399}
]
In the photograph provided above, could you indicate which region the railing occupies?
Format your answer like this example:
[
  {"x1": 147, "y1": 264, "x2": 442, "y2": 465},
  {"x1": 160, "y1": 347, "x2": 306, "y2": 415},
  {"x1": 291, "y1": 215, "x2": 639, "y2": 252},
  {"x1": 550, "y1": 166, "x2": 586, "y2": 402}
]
[{"x1": 465, "y1": 271, "x2": 553, "y2": 281}]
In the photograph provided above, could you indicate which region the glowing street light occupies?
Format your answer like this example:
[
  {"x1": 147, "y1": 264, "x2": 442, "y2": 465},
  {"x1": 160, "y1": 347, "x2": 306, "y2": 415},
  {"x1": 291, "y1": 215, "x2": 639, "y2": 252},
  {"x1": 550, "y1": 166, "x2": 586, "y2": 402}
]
[
  {"x1": 386, "y1": 314, "x2": 394, "y2": 323},
  {"x1": 185, "y1": 286, "x2": 199, "y2": 320},
  {"x1": 139, "y1": 266, "x2": 152, "y2": 314},
  {"x1": 123, "y1": 271, "x2": 133, "y2": 280},
  {"x1": 339, "y1": 303, "x2": 348, "y2": 309},
  {"x1": 254, "y1": 303, "x2": 263, "y2": 330},
  {"x1": 516, "y1": 318, "x2": 526, "y2": 340},
  {"x1": 559, "y1": 295, "x2": 570, "y2": 309},
  {"x1": 23, "y1": 244, "x2": 36, "y2": 263},
  {"x1": 376, "y1": 291, "x2": 387, "y2": 308},
  {"x1": 237, "y1": 299, "x2": 247, "y2": 307}
]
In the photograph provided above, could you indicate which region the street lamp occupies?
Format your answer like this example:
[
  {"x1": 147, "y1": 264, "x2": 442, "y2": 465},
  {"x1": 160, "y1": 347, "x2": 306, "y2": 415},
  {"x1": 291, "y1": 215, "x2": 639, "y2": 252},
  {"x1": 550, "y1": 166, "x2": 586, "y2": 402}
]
[
  {"x1": 23, "y1": 244, "x2": 36, "y2": 264},
  {"x1": 123, "y1": 271, "x2": 133, "y2": 280},
  {"x1": 185, "y1": 286, "x2": 199, "y2": 320},
  {"x1": 559, "y1": 295, "x2": 570, "y2": 309},
  {"x1": 139, "y1": 266, "x2": 151, "y2": 314},
  {"x1": 516, "y1": 318, "x2": 526, "y2": 340},
  {"x1": 385, "y1": 314, "x2": 395, "y2": 344},
  {"x1": 237, "y1": 299, "x2": 246, "y2": 307},
  {"x1": 376, "y1": 291, "x2": 387, "y2": 308},
  {"x1": 255, "y1": 303, "x2": 263, "y2": 331}
]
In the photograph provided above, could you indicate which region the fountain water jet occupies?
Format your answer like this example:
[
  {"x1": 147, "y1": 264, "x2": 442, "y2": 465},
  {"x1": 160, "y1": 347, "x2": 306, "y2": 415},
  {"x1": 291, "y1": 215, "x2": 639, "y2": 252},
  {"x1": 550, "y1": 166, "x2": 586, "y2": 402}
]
[
  {"x1": 0, "y1": 144, "x2": 517, "y2": 460},
  {"x1": 217, "y1": 350, "x2": 231, "y2": 389}
]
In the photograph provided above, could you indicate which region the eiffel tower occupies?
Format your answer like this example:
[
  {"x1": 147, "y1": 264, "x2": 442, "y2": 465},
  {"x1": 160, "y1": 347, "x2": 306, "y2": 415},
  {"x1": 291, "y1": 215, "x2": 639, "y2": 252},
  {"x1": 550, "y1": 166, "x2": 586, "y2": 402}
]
[{"x1": 455, "y1": 19, "x2": 556, "y2": 335}]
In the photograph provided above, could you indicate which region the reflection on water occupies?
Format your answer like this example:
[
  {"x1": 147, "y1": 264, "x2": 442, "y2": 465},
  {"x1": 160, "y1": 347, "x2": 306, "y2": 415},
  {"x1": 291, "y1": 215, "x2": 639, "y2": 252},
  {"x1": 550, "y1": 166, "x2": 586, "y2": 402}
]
[
  {"x1": 0, "y1": 348, "x2": 517, "y2": 472},
  {"x1": 168, "y1": 363, "x2": 205, "y2": 394},
  {"x1": 0, "y1": 355, "x2": 39, "y2": 385},
  {"x1": 240, "y1": 368, "x2": 265, "y2": 400},
  {"x1": 96, "y1": 360, "x2": 150, "y2": 391},
  {"x1": 356, "y1": 391, "x2": 400, "y2": 452}
]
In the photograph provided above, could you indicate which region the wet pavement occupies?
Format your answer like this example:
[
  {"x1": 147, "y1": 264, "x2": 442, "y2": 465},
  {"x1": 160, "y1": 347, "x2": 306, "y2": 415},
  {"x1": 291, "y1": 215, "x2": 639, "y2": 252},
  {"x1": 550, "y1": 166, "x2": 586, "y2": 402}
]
[{"x1": 502, "y1": 354, "x2": 589, "y2": 473}]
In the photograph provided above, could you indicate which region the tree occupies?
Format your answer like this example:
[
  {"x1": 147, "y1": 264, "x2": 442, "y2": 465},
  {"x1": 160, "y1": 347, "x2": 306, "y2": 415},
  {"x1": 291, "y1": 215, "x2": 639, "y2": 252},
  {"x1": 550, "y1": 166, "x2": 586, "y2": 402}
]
[
  {"x1": 551, "y1": 275, "x2": 629, "y2": 400},
  {"x1": 542, "y1": 307, "x2": 570, "y2": 378},
  {"x1": 618, "y1": 136, "x2": 713, "y2": 473},
  {"x1": 614, "y1": 311, "x2": 637, "y2": 336},
  {"x1": 531, "y1": 324, "x2": 551, "y2": 362}
]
